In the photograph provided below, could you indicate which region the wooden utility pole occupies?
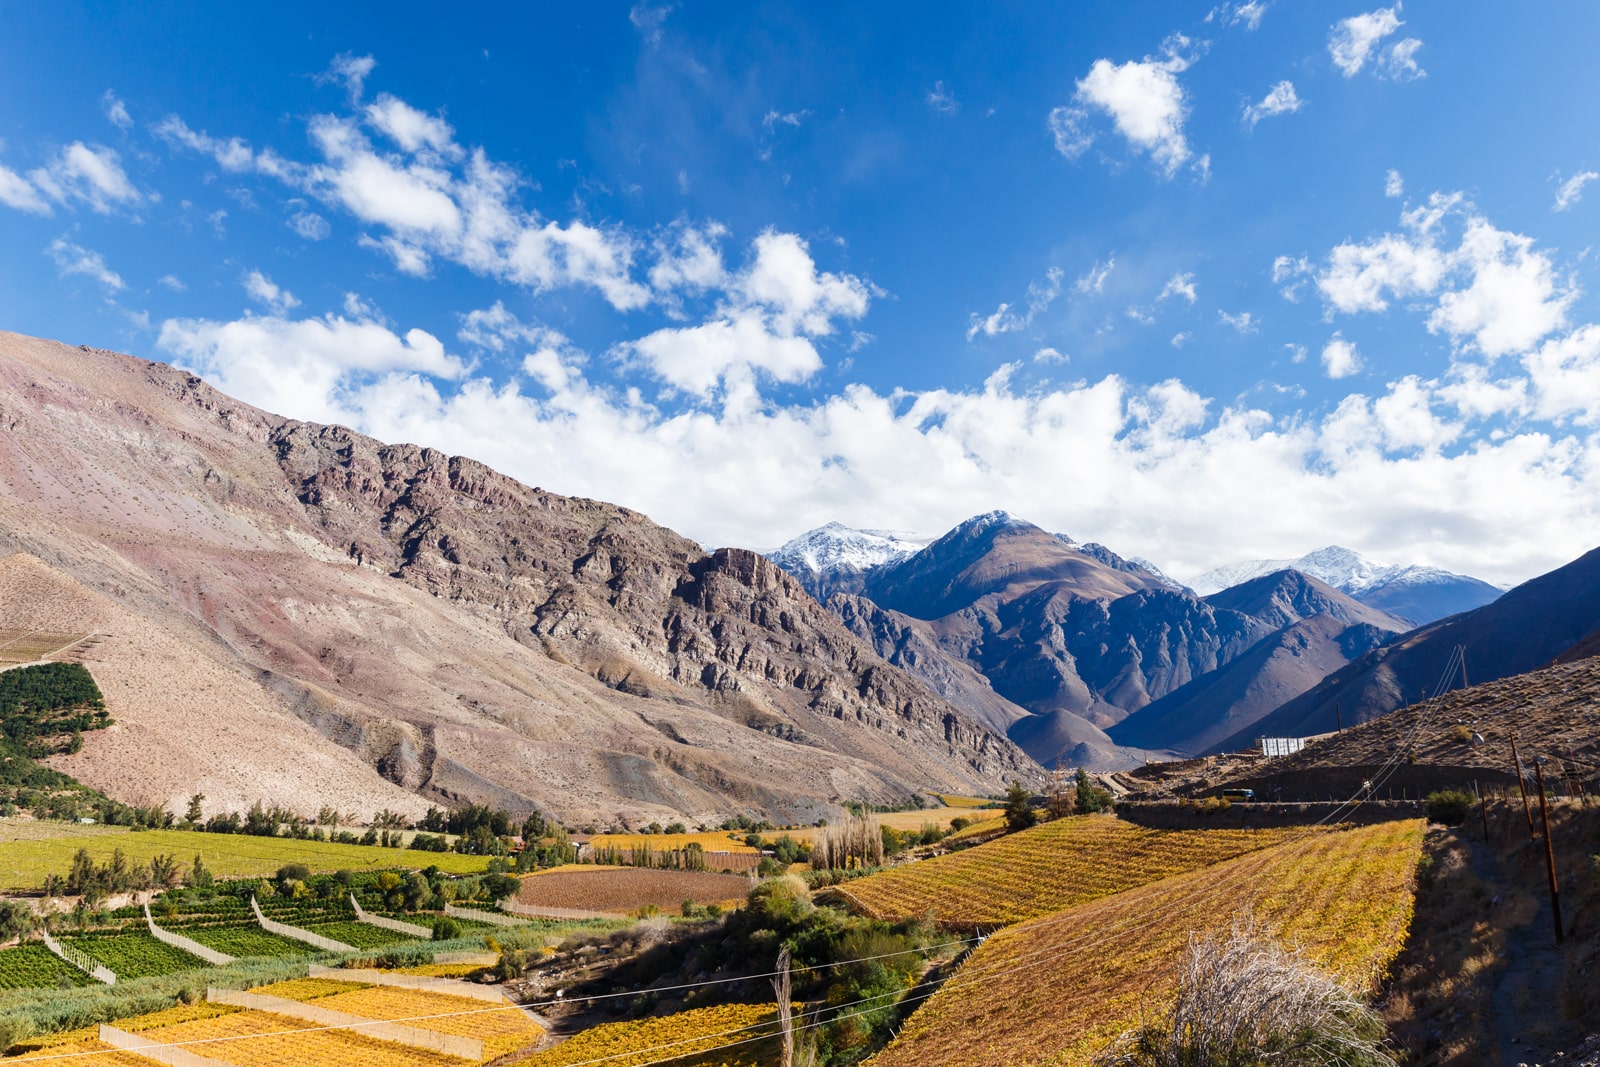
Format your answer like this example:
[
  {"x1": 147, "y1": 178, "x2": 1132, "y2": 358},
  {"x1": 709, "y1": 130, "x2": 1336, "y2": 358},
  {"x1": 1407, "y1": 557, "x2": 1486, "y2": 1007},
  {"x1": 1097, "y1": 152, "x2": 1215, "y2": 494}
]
[
  {"x1": 1475, "y1": 779, "x2": 1490, "y2": 842},
  {"x1": 1334, "y1": 702, "x2": 1343, "y2": 734},
  {"x1": 1533, "y1": 760, "x2": 1563, "y2": 945},
  {"x1": 1510, "y1": 733, "x2": 1537, "y2": 839}
]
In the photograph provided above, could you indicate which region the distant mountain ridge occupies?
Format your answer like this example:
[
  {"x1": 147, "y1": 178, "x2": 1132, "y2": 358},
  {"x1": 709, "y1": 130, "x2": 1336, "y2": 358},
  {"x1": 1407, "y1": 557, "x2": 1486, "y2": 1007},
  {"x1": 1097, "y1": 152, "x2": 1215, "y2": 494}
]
[
  {"x1": 767, "y1": 522, "x2": 931, "y2": 600},
  {"x1": 1189, "y1": 546, "x2": 1502, "y2": 625},
  {"x1": 769, "y1": 516, "x2": 1414, "y2": 767}
]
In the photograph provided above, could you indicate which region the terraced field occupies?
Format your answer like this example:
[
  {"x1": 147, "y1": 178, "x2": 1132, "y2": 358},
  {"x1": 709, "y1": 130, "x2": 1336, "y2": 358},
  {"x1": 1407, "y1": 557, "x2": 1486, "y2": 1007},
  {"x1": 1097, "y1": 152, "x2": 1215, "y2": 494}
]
[
  {"x1": 0, "y1": 821, "x2": 492, "y2": 889},
  {"x1": 520, "y1": 1002, "x2": 778, "y2": 1067},
  {"x1": 131, "y1": 1006, "x2": 468, "y2": 1067},
  {"x1": 837, "y1": 816, "x2": 1302, "y2": 929},
  {"x1": 0, "y1": 944, "x2": 92, "y2": 989},
  {"x1": 866, "y1": 820, "x2": 1426, "y2": 1067},
  {"x1": 515, "y1": 867, "x2": 752, "y2": 915},
  {"x1": 64, "y1": 932, "x2": 203, "y2": 978},
  {"x1": 258, "y1": 979, "x2": 542, "y2": 1059},
  {"x1": 303, "y1": 921, "x2": 425, "y2": 949},
  {"x1": 178, "y1": 926, "x2": 307, "y2": 959}
]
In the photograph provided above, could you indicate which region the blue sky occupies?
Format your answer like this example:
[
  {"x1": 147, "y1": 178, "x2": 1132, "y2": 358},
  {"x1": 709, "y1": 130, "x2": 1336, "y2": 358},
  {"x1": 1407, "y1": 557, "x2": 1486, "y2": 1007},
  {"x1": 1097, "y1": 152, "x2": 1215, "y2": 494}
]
[{"x1": 3, "y1": 2, "x2": 1599, "y2": 586}]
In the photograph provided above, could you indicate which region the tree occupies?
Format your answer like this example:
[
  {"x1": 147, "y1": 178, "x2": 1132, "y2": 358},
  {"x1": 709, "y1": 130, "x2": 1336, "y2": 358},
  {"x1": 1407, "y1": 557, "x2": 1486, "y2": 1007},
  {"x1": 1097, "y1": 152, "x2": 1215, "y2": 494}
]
[
  {"x1": 183, "y1": 794, "x2": 205, "y2": 827},
  {"x1": 1076, "y1": 768, "x2": 1113, "y2": 814},
  {"x1": 1045, "y1": 762, "x2": 1076, "y2": 820},
  {"x1": 1004, "y1": 780, "x2": 1037, "y2": 833}
]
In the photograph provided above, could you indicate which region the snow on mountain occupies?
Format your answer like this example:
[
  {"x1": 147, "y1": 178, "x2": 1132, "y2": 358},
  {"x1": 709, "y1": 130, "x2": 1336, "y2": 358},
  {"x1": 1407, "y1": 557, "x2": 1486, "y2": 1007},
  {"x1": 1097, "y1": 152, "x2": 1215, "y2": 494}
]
[
  {"x1": 1189, "y1": 546, "x2": 1505, "y2": 625},
  {"x1": 767, "y1": 522, "x2": 932, "y2": 600}
]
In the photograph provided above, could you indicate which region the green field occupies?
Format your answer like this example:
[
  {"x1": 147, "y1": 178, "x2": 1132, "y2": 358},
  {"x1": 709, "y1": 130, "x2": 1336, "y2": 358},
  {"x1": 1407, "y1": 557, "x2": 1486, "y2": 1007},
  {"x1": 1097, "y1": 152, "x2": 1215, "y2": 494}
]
[
  {"x1": 0, "y1": 820, "x2": 493, "y2": 889},
  {"x1": 178, "y1": 926, "x2": 307, "y2": 959},
  {"x1": 64, "y1": 933, "x2": 204, "y2": 979},
  {"x1": 0, "y1": 944, "x2": 92, "y2": 989},
  {"x1": 304, "y1": 921, "x2": 424, "y2": 949}
]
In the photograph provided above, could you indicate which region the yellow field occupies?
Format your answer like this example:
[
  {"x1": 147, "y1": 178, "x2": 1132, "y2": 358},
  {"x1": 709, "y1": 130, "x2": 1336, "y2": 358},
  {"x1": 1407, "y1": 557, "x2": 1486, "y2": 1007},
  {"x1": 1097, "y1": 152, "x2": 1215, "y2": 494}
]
[
  {"x1": 586, "y1": 831, "x2": 760, "y2": 854},
  {"x1": 520, "y1": 1002, "x2": 778, "y2": 1067},
  {"x1": 0, "y1": 820, "x2": 491, "y2": 889},
  {"x1": 837, "y1": 816, "x2": 1301, "y2": 929},
  {"x1": 292, "y1": 983, "x2": 541, "y2": 1059},
  {"x1": 132, "y1": 1006, "x2": 468, "y2": 1067},
  {"x1": 941, "y1": 814, "x2": 1005, "y2": 843},
  {"x1": 931, "y1": 794, "x2": 997, "y2": 809},
  {"x1": 9, "y1": 1004, "x2": 236, "y2": 1064},
  {"x1": 866, "y1": 820, "x2": 1425, "y2": 1067},
  {"x1": 0, "y1": 629, "x2": 89, "y2": 665}
]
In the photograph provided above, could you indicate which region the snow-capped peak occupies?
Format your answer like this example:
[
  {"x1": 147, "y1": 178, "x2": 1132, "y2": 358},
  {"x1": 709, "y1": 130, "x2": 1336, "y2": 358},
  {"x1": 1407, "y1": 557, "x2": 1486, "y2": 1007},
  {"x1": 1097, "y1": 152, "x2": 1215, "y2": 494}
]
[{"x1": 767, "y1": 522, "x2": 931, "y2": 577}]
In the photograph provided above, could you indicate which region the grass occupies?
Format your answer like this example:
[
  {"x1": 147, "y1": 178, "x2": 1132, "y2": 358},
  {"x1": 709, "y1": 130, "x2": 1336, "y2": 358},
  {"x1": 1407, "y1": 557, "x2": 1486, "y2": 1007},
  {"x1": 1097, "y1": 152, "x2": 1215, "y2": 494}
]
[
  {"x1": 865, "y1": 820, "x2": 1426, "y2": 1067},
  {"x1": 0, "y1": 821, "x2": 493, "y2": 890},
  {"x1": 837, "y1": 816, "x2": 1303, "y2": 929}
]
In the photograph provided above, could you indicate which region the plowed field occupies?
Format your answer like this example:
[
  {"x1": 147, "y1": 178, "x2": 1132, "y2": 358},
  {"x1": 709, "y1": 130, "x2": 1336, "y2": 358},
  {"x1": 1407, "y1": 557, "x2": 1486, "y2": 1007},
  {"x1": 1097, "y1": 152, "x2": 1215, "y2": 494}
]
[{"x1": 515, "y1": 868, "x2": 751, "y2": 914}]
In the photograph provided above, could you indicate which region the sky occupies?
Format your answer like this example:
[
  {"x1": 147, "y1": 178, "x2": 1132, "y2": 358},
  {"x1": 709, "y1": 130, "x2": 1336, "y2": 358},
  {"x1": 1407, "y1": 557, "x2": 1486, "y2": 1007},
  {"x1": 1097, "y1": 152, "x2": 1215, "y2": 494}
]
[{"x1": 2, "y1": 2, "x2": 1599, "y2": 587}]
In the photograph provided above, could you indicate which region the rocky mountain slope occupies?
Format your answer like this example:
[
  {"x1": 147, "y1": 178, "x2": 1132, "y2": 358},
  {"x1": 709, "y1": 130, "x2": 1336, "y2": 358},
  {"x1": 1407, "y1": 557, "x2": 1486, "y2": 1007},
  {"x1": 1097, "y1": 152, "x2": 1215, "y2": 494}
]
[
  {"x1": 1190, "y1": 545, "x2": 1503, "y2": 625},
  {"x1": 0, "y1": 330, "x2": 1037, "y2": 825},
  {"x1": 1220, "y1": 544, "x2": 1600, "y2": 751}
]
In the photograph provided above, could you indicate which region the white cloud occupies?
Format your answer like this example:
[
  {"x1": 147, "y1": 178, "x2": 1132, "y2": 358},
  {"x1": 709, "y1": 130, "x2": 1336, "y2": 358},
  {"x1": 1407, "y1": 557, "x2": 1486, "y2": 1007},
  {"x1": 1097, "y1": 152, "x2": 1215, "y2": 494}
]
[
  {"x1": 289, "y1": 210, "x2": 331, "y2": 240},
  {"x1": 1242, "y1": 81, "x2": 1302, "y2": 128},
  {"x1": 1285, "y1": 343, "x2": 1307, "y2": 364},
  {"x1": 968, "y1": 267, "x2": 1064, "y2": 340},
  {"x1": 158, "y1": 274, "x2": 185, "y2": 292},
  {"x1": 158, "y1": 308, "x2": 463, "y2": 426},
  {"x1": 321, "y1": 53, "x2": 376, "y2": 101},
  {"x1": 629, "y1": 3, "x2": 673, "y2": 45},
  {"x1": 47, "y1": 237, "x2": 124, "y2": 292},
  {"x1": 1171, "y1": 331, "x2": 1191, "y2": 348},
  {"x1": 1230, "y1": 1, "x2": 1268, "y2": 29},
  {"x1": 1033, "y1": 346, "x2": 1068, "y2": 364},
  {"x1": 1385, "y1": 169, "x2": 1404, "y2": 198},
  {"x1": 0, "y1": 165, "x2": 52, "y2": 214},
  {"x1": 1158, "y1": 272, "x2": 1197, "y2": 304},
  {"x1": 1219, "y1": 309, "x2": 1259, "y2": 334},
  {"x1": 627, "y1": 310, "x2": 821, "y2": 397},
  {"x1": 365, "y1": 94, "x2": 461, "y2": 158},
  {"x1": 1307, "y1": 193, "x2": 1576, "y2": 359},
  {"x1": 1321, "y1": 334, "x2": 1362, "y2": 378},
  {"x1": 926, "y1": 81, "x2": 960, "y2": 116},
  {"x1": 1054, "y1": 36, "x2": 1203, "y2": 178},
  {"x1": 242, "y1": 270, "x2": 300, "y2": 314},
  {"x1": 1329, "y1": 7, "x2": 1402, "y2": 75},
  {"x1": 649, "y1": 220, "x2": 728, "y2": 295},
  {"x1": 1380, "y1": 37, "x2": 1425, "y2": 81},
  {"x1": 1074, "y1": 256, "x2": 1116, "y2": 296},
  {"x1": 1271, "y1": 254, "x2": 1312, "y2": 301},
  {"x1": 161, "y1": 303, "x2": 1600, "y2": 589},
  {"x1": 28, "y1": 142, "x2": 142, "y2": 214},
  {"x1": 1554, "y1": 171, "x2": 1598, "y2": 212},
  {"x1": 153, "y1": 117, "x2": 261, "y2": 173},
  {"x1": 1329, "y1": 7, "x2": 1424, "y2": 80},
  {"x1": 103, "y1": 91, "x2": 132, "y2": 130}
]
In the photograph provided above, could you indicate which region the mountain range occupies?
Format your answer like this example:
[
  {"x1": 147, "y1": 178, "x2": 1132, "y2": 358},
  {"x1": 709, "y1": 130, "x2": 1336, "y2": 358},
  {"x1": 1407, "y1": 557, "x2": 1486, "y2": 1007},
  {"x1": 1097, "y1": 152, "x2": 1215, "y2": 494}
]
[
  {"x1": 0, "y1": 330, "x2": 1034, "y2": 827},
  {"x1": 770, "y1": 515, "x2": 1418, "y2": 766},
  {"x1": 1188, "y1": 545, "x2": 1504, "y2": 626}
]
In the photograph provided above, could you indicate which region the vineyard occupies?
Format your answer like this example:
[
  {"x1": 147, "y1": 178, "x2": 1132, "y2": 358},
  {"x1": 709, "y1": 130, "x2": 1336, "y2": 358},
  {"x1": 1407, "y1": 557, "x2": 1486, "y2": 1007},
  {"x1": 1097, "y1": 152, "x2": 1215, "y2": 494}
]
[
  {"x1": 255, "y1": 979, "x2": 543, "y2": 1059},
  {"x1": 0, "y1": 945, "x2": 91, "y2": 989},
  {"x1": 865, "y1": 820, "x2": 1426, "y2": 1067},
  {"x1": 125, "y1": 1004, "x2": 469, "y2": 1067},
  {"x1": 62, "y1": 933, "x2": 203, "y2": 979},
  {"x1": 837, "y1": 816, "x2": 1302, "y2": 928},
  {"x1": 0, "y1": 630, "x2": 91, "y2": 666},
  {"x1": 515, "y1": 868, "x2": 753, "y2": 915},
  {"x1": 0, "y1": 823, "x2": 493, "y2": 890},
  {"x1": 586, "y1": 831, "x2": 760, "y2": 854},
  {"x1": 519, "y1": 1002, "x2": 779, "y2": 1067}
]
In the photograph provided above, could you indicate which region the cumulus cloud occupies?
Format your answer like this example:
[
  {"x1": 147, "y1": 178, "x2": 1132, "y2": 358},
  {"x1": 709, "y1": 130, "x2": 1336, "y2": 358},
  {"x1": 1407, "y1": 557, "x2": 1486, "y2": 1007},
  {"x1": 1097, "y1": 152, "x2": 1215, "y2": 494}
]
[
  {"x1": 158, "y1": 300, "x2": 1600, "y2": 588},
  {"x1": 1329, "y1": 6, "x2": 1424, "y2": 80},
  {"x1": 289, "y1": 210, "x2": 331, "y2": 240},
  {"x1": 1307, "y1": 192, "x2": 1576, "y2": 358},
  {"x1": 1053, "y1": 36, "x2": 1204, "y2": 178},
  {"x1": 242, "y1": 270, "x2": 300, "y2": 313},
  {"x1": 1321, "y1": 334, "x2": 1362, "y2": 378},
  {"x1": 321, "y1": 53, "x2": 376, "y2": 101},
  {"x1": 47, "y1": 237, "x2": 124, "y2": 292},
  {"x1": 1385, "y1": 169, "x2": 1404, "y2": 198},
  {"x1": 28, "y1": 142, "x2": 142, "y2": 214},
  {"x1": 1554, "y1": 171, "x2": 1598, "y2": 212},
  {"x1": 1242, "y1": 81, "x2": 1302, "y2": 127},
  {"x1": 158, "y1": 307, "x2": 464, "y2": 426}
]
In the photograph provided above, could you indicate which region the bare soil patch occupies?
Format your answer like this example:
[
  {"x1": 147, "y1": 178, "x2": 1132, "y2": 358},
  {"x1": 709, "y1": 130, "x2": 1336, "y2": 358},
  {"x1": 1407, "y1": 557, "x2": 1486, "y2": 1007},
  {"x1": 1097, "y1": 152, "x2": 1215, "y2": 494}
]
[{"x1": 516, "y1": 869, "x2": 751, "y2": 915}]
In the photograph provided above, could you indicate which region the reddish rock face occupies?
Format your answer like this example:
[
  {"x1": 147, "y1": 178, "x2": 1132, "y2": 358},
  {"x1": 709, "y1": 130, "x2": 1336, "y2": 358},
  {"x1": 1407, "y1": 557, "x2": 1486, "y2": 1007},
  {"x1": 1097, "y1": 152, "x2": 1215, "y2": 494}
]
[{"x1": 0, "y1": 330, "x2": 1037, "y2": 825}]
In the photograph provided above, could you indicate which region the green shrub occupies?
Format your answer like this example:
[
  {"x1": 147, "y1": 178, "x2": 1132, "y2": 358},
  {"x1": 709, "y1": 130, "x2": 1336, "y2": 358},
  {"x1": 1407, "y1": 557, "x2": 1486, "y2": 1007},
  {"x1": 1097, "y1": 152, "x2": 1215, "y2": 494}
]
[
  {"x1": 430, "y1": 917, "x2": 461, "y2": 941},
  {"x1": 1423, "y1": 790, "x2": 1476, "y2": 825}
]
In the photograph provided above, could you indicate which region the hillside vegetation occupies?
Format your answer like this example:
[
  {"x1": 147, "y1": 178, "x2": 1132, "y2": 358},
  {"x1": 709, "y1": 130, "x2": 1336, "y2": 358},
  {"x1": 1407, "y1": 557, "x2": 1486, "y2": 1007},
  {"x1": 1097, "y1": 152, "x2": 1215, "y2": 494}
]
[
  {"x1": 866, "y1": 820, "x2": 1425, "y2": 1067},
  {"x1": 836, "y1": 816, "x2": 1301, "y2": 929}
]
